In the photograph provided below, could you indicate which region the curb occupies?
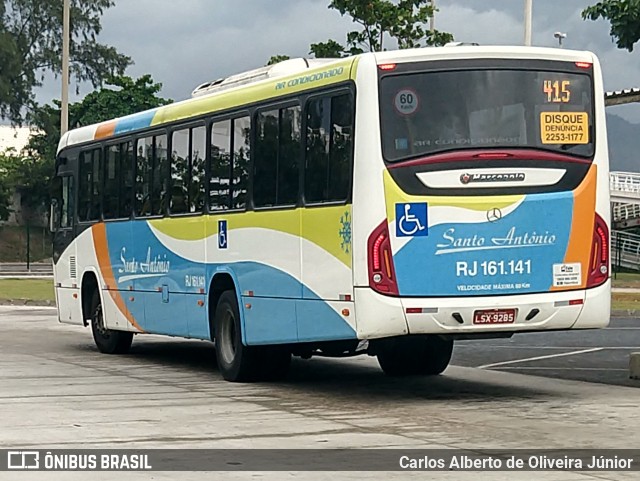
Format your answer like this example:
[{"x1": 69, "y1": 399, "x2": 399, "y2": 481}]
[
  {"x1": 611, "y1": 309, "x2": 639, "y2": 318},
  {"x1": 0, "y1": 299, "x2": 56, "y2": 307}
]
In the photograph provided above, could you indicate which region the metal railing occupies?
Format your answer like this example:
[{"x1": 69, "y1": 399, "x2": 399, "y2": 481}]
[
  {"x1": 612, "y1": 230, "x2": 640, "y2": 271},
  {"x1": 611, "y1": 171, "x2": 640, "y2": 194},
  {"x1": 612, "y1": 203, "x2": 640, "y2": 222},
  {"x1": 610, "y1": 171, "x2": 640, "y2": 205}
]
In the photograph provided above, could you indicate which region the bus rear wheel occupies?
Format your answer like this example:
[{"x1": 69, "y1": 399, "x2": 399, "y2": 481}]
[
  {"x1": 213, "y1": 290, "x2": 290, "y2": 382},
  {"x1": 214, "y1": 290, "x2": 259, "y2": 382},
  {"x1": 376, "y1": 336, "x2": 453, "y2": 376},
  {"x1": 89, "y1": 291, "x2": 133, "y2": 354}
]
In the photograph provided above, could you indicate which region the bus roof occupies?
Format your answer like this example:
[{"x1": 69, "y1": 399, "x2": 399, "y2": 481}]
[
  {"x1": 372, "y1": 45, "x2": 596, "y2": 65},
  {"x1": 57, "y1": 56, "x2": 357, "y2": 154},
  {"x1": 57, "y1": 45, "x2": 598, "y2": 155}
]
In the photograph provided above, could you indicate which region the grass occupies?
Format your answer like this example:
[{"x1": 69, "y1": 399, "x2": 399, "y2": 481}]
[
  {"x1": 0, "y1": 278, "x2": 55, "y2": 302},
  {"x1": 0, "y1": 277, "x2": 638, "y2": 311},
  {"x1": 611, "y1": 271, "x2": 640, "y2": 288},
  {"x1": 611, "y1": 293, "x2": 640, "y2": 311}
]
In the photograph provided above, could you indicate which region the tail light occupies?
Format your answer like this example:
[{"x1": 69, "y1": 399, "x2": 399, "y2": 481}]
[
  {"x1": 586, "y1": 213, "x2": 609, "y2": 288},
  {"x1": 367, "y1": 220, "x2": 399, "y2": 295}
]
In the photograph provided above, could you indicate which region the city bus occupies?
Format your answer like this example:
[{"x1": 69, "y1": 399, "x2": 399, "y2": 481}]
[{"x1": 51, "y1": 45, "x2": 611, "y2": 382}]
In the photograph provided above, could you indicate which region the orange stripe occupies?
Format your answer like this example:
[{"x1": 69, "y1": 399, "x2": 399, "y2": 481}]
[
  {"x1": 92, "y1": 223, "x2": 144, "y2": 332},
  {"x1": 95, "y1": 122, "x2": 116, "y2": 139},
  {"x1": 551, "y1": 165, "x2": 597, "y2": 291}
]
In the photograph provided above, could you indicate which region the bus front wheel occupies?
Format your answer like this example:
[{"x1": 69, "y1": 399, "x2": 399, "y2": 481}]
[
  {"x1": 376, "y1": 336, "x2": 453, "y2": 376},
  {"x1": 89, "y1": 291, "x2": 133, "y2": 354}
]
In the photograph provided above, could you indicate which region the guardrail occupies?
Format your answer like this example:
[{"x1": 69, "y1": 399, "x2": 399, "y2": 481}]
[
  {"x1": 611, "y1": 171, "x2": 640, "y2": 194},
  {"x1": 610, "y1": 171, "x2": 640, "y2": 205},
  {"x1": 613, "y1": 203, "x2": 640, "y2": 222},
  {"x1": 612, "y1": 230, "x2": 640, "y2": 271}
]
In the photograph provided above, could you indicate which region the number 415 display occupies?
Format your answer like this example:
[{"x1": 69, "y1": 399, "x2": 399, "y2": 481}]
[{"x1": 543, "y1": 80, "x2": 570, "y2": 103}]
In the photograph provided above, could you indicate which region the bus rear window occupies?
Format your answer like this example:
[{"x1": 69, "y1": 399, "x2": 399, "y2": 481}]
[{"x1": 379, "y1": 68, "x2": 594, "y2": 162}]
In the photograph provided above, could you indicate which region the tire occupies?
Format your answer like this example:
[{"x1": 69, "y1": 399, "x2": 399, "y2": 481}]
[
  {"x1": 90, "y1": 290, "x2": 133, "y2": 354},
  {"x1": 377, "y1": 336, "x2": 453, "y2": 377},
  {"x1": 214, "y1": 290, "x2": 261, "y2": 382}
]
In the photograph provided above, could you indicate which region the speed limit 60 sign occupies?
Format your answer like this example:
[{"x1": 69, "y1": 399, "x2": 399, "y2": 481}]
[{"x1": 394, "y1": 89, "x2": 419, "y2": 115}]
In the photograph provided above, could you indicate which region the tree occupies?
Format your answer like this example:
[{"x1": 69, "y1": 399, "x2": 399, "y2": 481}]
[
  {"x1": 274, "y1": 1, "x2": 454, "y2": 61},
  {"x1": 309, "y1": 39, "x2": 346, "y2": 58},
  {"x1": 0, "y1": 75, "x2": 171, "y2": 220},
  {"x1": 0, "y1": 0, "x2": 132, "y2": 123},
  {"x1": 267, "y1": 55, "x2": 291, "y2": 65},
  {"x1": 582, "y1": 0, "x2": 640, "y2": 51},
  {"x1": 0, "y1": 151, "x2": 18, "y2": 220},
  {"x1": 325, "y1": 0, "x2": 454, "y2": 56}
]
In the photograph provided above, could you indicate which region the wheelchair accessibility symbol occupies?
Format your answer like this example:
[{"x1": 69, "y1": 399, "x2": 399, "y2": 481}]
[
  {"x1": 395, "y1": 203, "x2": 428, "y2": 237},
  {"x1": 218, "y1": 220, "x2": 228, "y2": 249}
]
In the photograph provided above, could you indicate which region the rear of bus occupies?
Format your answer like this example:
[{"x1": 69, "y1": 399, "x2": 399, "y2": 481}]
[{"x1": 352, "y1": 47, "x2": 610, "y2": 344}]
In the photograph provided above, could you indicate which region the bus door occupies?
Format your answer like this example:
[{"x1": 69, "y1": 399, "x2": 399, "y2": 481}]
[
  {"x1": 52, "y1": 156, "x2": 80, "y2": 324},
  {"x1": 299, "y1": 92, "x2": 356, "y2": 342}
]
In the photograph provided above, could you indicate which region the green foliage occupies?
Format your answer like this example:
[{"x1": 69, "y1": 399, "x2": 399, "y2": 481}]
[
  {"x1": 0, "y1": 151, "x2": 17, "y2": 219},
  {"x1": 0, "y1": 0, "x2": 132, "y2": 123},
  {"x1": 309, "y1": 39, "x2": 347, "y2": 58},
  {"x1": 0, "y1": 75, "x2": 172, "y2": 221},
  {"x1": 327, "y1": 0, "x2": 454, "y2": 55},
  {"x1": 267, "y1": 55, "x2": 291, "y2": 65},
  {"x1": 70, "y1": 74, "x2": 172, "y2": 127},
  {"x1": 275, "y1": 1, "x2": 454, "y2": 61},
  {"x1": 583, "y1": 0, "x2": 640, "y2": 51}
]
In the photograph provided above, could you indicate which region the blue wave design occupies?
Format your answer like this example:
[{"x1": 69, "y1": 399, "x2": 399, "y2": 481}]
[
  {"x1": 104, "y1": 221, "x2": 355, "y2": 343},
  {"x1": 394, "y1": 193, "x2": 574, "y2": 296}
]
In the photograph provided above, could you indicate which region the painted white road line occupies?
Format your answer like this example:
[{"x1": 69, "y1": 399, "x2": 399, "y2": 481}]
[
  {"x1": 498, "y1": 367, "x2": 628, "y2": 372},
  {"x1": 477, "y1": 347, "x2": 603, "y2": 369},
  {"x1": 456, "y1": 345, "x2": 640, "y2": 350},
  {"x1": 0, "y1": 305, "x2": 57, "y2": 311}
]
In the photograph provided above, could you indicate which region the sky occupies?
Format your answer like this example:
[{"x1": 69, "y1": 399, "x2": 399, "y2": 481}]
[{"x1": 37, "y1": 0, "x2": 640, "y2": 123}]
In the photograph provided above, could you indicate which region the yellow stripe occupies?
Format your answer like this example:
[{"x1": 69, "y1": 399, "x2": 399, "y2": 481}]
[
  {"x1": 383, "y1": 170, "x2": 523, "y2": 220},
  {"x1": 151, "y1": 58, "x2": 356, "y2": 126},
  {"x1": 149, "y1": 205, "x2": 352, "y2": 267}
]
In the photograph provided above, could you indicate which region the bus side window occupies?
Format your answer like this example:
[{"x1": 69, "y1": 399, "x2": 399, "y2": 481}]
[
  {"x1": 209, "y1": 120, "x2": 231, "y2": 211},
  {"x1": 103, "y1": 145, "x2": 120, "y2": 219},
  {"x1": 90, "y1": 149, "x2": 101, "y2": 220},
  {"x1": 190, "y1": 126, "x2": 206, "y2": 213},
  {"x1": 78, "y1": 152, "x2": 92, "y2": 222},
  {"x1": 121, "y1": 141, "x2": 134, "y2": 218},
  {"x1": 154, "y1": 134, "x2": 168, "y2": 216},
  {"x1": 78, "y1": 149, "x2": 101, "y2": 222},
  {"x1": 170, "y1": 128, "x2": 189, "y2": 215},
  {"x1": 61, "y1": 175, "x2": 74, "y2": 229},
  {"x1": 135, "y1": 136, "x2": 153, "y2": 216},
  {"x1": 232, "y1": 116, "x2": 250, "y2": 209},
  {"x1": 329, "y1": 94, "x2": 353, "y2": 201},
  {"x1": 253, "y1": 107, "x2": 299, "y2": 208},
  {"x1": 305, "y1": 93, "x2": 353, "y2": 204},
  {"x1": 254, "y1": 109, "x2": 279, "y2": 207}
]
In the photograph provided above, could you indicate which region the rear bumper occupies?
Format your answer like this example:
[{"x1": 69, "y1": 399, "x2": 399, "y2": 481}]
[{"x1": 354, "y1": 280, "x2": 610, "y2": 339}]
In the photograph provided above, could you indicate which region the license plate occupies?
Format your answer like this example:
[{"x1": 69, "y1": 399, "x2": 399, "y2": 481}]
[{"x1": 473, "y1": 308, "x2": 517, "y2": 325}]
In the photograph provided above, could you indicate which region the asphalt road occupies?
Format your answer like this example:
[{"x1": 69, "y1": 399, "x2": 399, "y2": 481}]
[
  {"x1": 1, "y1": 307, "x2": 639, "y2": 481},
  {"x1": 452, "y1": 317, "x2": 640, "y2": 388}
]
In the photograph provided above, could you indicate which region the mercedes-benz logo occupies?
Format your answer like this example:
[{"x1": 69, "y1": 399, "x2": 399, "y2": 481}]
[{"x1": 487, "y1": 208, "x2": 502, "y2": 222}]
